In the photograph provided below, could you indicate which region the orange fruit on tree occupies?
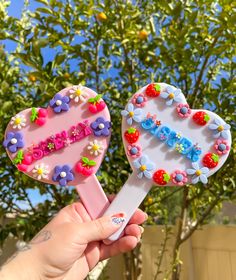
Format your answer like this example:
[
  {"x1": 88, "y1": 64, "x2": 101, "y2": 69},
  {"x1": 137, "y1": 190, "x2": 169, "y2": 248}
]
[
  {"x1": 96, "y1": 12, "x2": 107, "y2": 22},
  {"x1": 138, "y1": 30, "x2": 148, "y2": 40}
]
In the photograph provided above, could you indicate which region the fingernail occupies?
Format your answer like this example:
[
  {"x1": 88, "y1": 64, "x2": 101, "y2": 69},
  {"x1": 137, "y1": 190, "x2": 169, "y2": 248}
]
[
  {"x1": 111, "y1": 213, "x2": 126, "y2": 226},
  {"x1": 144, "y1": 213, "x2": 148, "y2": 220},
  {"x1": 139, "y1": 226, "x2": 144, "y2": 234}
]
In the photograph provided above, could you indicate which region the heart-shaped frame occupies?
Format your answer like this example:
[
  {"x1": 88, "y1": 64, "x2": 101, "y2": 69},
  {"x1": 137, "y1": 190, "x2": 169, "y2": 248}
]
[{"x1": 3, "y1": 85, "x2": 111, "y2": 218}]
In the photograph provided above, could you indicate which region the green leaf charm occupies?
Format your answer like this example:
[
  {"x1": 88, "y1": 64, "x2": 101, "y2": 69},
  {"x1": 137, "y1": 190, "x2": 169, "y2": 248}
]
[
  {"x1": 204, "y1": 114, "x2": 210, "y2": 122},
  {"x1": 163, "y1": 173, "x2": 170, "y2": 182},
  {"x1": 127, "y1": 127, "x2": 136, "y2": 134},
  {"x1": 30, "y1": 107, "x2": 38, "y2": 122},
  {"x1": 13, "y1": 150, "x2": 24, "y2": 165},
  {"x1": 212, "y1": 153, "x2": 219, "y2": 162},
  {"x1": 154, "y1": 84, "x2": 161, "y2": 92},
  {"x1": 88, "y1": 94, "x2": 102, "y2": 104},
  {"x1": 82, "y1": 157, "x2": 96, "y2": 167}
]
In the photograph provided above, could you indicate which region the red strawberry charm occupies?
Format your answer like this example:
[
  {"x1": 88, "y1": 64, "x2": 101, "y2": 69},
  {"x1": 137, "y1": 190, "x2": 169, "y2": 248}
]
[
  {"x1": 124, "y1": 127, "x2": 140, "y2": 144},
  {"x1": 202, "y1": 153, "x2": 219, "y2": 168},
  {"x1": 192, "y1": 111, "x2": 210, "y2": 126},
  {"x1": 88, "y1": 94, "x2": 106, "y2": 114},
  {"x1": 146, "y1": 83, "x2": 161, "y2": 97},
  {"x1": 75, "y1": 157, "x2": 96, "y2": 176},
  {"x1": 22, "y1": 153, "x2": 33, "y2": 165},
  {"x1": 153, "y1": 169, "x2": 170, "y2": 185},
  {"x1": 17, "y1": 164, "x2": 28, "y2": 172},
  {"x1": 31, "y1": 107, "x2": 48, "y2": 126}
]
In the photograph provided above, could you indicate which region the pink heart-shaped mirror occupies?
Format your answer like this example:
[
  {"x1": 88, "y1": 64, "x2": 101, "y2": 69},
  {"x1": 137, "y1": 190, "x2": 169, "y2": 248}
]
[{"x1": 3, "y1": 85, "x2": 111, "y2": 218}]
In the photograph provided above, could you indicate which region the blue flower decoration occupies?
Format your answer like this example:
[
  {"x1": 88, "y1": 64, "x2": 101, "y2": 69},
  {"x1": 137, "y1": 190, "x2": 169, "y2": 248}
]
[
  {"x1": 160, "y1": 86, "x2": 183, "y2": 106},
  {"x1": 209, "y1": 118, "x2": 230, "y2": 139},
  {"x1": 186, "y1": 162, "x2": 209, "y2": 184},
  {"x1": 121, "y1": 103, "x2": 143, "y2": 125},
  {"x1": 49, "y1": 93, "x2": 70, "y2": 113},
  {"x1": 52, "y1": 164, "x2": 74, "y2": 186},
  {"x1": 3, "y1": 131, "x2": 24, "y2": 153},
  {"x1": 133, "y1": 155, "x2": 155, "y2": 179}
]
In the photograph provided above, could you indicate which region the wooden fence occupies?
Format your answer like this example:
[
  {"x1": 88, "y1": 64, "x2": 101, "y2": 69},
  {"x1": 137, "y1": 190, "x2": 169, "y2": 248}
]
[
  {"x1": 1, "y1": 225, "x2": 236, "y2": 279},
  {"x1": 104, "y1": 225, "x2": 236, "y2": 280}
]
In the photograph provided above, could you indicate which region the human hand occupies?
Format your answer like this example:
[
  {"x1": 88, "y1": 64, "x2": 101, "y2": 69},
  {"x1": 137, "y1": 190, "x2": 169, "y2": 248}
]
[{"x1": 0, "y1": 195, "x2": 147, "y2": 280}]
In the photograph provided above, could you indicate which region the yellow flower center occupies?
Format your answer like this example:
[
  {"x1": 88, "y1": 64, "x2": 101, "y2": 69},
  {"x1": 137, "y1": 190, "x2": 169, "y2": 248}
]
[
  {"x1": 218, "y1": 125, "x2": 224, "y2": 132},
  {"x1": 195, "y1": 170, "x2": 202, "y2": 176},
  {"x1": 92, "y1": 144, "x2": 99, "y2": 151},
  {"x1": 37, "y1": 168, "x2": 43, "y2": 175},
  {"x1": 129, "y1": 111, "x2": 134, "y2": 117},
  {"x1": 169, "y1": 93, "x2": 174, "y2": 99},
  {"x1": 15, "y1": 117, "x2": 21, "y2": 125},
  {"x1": 75, "y1": 89, "x2": 82, "y2": 96},
  {"x1": 140, "y1": 165, "x2": 146, "y2": 171}
]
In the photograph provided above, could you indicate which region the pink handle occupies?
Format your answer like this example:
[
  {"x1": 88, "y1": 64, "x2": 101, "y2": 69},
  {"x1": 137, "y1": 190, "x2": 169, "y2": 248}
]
[{"x1": 76, "y1": 175, "x2": 110, "y2": 219}]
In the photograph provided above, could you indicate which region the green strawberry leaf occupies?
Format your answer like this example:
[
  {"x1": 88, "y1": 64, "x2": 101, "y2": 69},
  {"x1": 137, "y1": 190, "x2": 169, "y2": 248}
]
[
  {"x1": 127, "y1": 127, "x2": 136, "y2": 134},
  {"x1": 88, "y1": 94, "x2": 102, "y2": 104},
  {"x1": 13, "y1": 150, "x2": 24, "y2": 164},
  {"x1": 30, "y1": 107, "x2": 38, "y2": 122},
  {"x1": 212, "y1": 153, "x2": 219, "y2": 162},
  {"x1": 88, "y1": 160, "x2": 96, "y2": 166},
  {"x1": 204, "y1": 114, "x2": 210, "y2": 122},
  {"x1": 82, "y1": 157, "x2": 89, "y2": 164},
  {"x1": 163, "y1": 173, "x2": 170, "y2": 182},
  {"x1": 154, "y1": 84, "x2": 161, "y2": 92}
]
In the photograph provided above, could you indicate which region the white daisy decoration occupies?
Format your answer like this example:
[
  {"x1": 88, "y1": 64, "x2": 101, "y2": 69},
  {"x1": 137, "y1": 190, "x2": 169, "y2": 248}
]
[
  {"x1": 87, "y1": 140, "x2": 104, "y2": 156},
  {"x1": 32, "y1": 163, "x2": 49, "y2": 180},
  {"x1": 10, "y1": 114, "x2": 26, "y2": 130},
  {"x1": 69, "y1": 84, "x2": 88, "y2": 103}
]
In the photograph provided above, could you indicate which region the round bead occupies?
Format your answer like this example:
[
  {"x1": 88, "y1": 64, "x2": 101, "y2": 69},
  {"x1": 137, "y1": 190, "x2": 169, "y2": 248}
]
[
  {"x1": 56, "y1": 100, "x2": 62, "y2": 106},
  {"x1": 180, "y1": 107, "x2": 188, "y2": 114},
  {"x1": 10, "y1": 138, "x2": 17, "y2": 144},
  {"x1": 130, "y1": 147, "x2": 138, "y2": 155},
  {"x1": 218, "y1": 143, "x2": 226, "y2": 151},
  {"x1": 175, "y1": 174, "x2": 183, "y2": 182},
  {"x1": 98, "y1": 123, "x2": 105, "y2": 129},
  {"x1": 60, "y1": 171, "x2": 67, "y2": 178},
  {"x1": 136, "y1": 96, "x2": 144, "y2": 104}
]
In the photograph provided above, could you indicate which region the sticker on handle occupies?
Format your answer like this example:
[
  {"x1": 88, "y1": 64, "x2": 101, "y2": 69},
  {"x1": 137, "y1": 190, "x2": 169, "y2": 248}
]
[
  {"x1": 3, "y1": 85, "x2": 111, "y2": 219},
  {"x1": 103, "y1": 83, "x2": 232, "y2": 242}
]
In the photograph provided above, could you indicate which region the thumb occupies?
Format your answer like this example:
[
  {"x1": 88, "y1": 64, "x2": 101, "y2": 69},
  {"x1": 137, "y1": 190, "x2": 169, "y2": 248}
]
[{"x1": 78, "y1": 213, "x2": 125, "y2": 243}]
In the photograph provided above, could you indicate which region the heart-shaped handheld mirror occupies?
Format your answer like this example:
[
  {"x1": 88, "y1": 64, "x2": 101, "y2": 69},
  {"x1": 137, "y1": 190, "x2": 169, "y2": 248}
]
[
  {"x1": 103, "y1": 83, "x2": 232, "y2": 242},
  {"x1": 3, "y1": 85, "x2": 111, "y2": 219}
]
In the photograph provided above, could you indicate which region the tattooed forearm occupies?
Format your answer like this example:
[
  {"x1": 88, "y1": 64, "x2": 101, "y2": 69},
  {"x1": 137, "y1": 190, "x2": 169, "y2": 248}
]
[
  {"x1": 1, "y1": 230, "x2": 52, "y2": 268},
  {"x1": 30, "y1": 230, "x2": 52, "y2": 244}
]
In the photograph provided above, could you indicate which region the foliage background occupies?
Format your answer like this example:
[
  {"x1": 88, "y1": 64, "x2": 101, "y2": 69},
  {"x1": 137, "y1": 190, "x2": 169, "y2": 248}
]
[{"x1": 0, "y1": 0, "x2": 235, "y2": 278}]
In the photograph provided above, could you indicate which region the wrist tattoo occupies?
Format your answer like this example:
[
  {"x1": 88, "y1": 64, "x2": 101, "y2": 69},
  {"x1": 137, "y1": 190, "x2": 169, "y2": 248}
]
[{"x1": 1, "y1": 230, "x2": 52, "y2": 268}]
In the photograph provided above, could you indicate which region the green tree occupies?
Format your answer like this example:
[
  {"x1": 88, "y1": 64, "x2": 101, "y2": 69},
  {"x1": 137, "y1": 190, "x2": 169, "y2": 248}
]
[{"x1": 0, "y1": 0, "x2": 235, "y2": 279}]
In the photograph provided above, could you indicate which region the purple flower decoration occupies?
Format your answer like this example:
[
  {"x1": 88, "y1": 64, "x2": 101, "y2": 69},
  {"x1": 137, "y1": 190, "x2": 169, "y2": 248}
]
[
  {"x1": 52, "y1": 165, "x2": 74, "y2": 186},
  {"x1": 49, "y1": 93, "x2": 70, "y2": 113},
  {"x1": 160, "y1": 86, "x2": 184, "y2": 106},
  {"x1": 3, "y1": 131, "x2": 24, "y2": 153},
  {"x1": 90, "y1": 117, "x2": 111, "y2": 137},
  {"x1": 209, "y1": 118, "x2": 230, "y2": 139}
]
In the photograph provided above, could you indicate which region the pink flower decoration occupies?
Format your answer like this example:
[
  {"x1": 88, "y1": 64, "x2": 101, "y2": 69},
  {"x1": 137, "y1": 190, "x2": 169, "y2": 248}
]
[
  {"x1": 127, "y1": 144, "x2": 142, "y2": 158},
  {"x1": 132, "y1": 93, "x2": 147, "y2": 108},
  {"x1": 176, "y1": 104, "x2": 191, "y2": 118},
  {"x1": 171, "y1": 170, "x2": 188, "y2": 186},
  {"x1": 214, "y1": 139, "x2": 230, "y2": 155}
]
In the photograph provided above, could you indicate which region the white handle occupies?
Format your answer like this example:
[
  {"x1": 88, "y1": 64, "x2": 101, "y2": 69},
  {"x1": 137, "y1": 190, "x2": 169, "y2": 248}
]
[{"x1": 103, "y1": 174, "x2": 152, "y2": 242}]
